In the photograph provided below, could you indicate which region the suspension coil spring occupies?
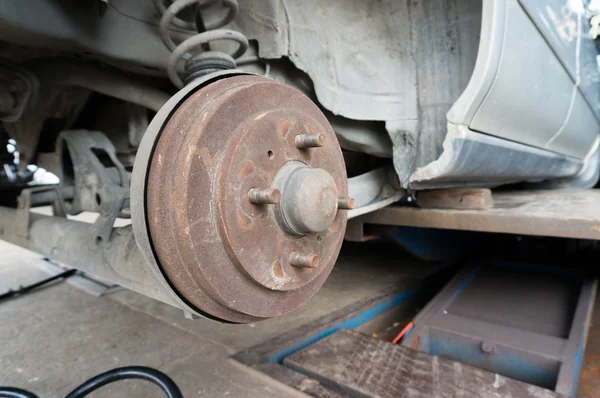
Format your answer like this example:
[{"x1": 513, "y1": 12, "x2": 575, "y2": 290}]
[{"x1": 158, "y1": 0, "x2": 249, "y2": 88}]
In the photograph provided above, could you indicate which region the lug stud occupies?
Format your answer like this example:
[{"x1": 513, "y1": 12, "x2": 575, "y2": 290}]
[
  {"x1": 295, "y1": 133, "x2": 326, "y2": 149},
  {"x1": 248, "y1": 188, "x2": 281, "y2": 205},
  {"x1": 289, "y1": 252, "x2": 320, "y2": 268},
  {"x1": 338, "y1": 196, "x2": 355, "y2": 210}
]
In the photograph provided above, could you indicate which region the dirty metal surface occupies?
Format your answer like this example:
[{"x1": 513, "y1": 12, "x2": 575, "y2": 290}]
[
  {"x1": 360, "y1": 189, "x2": 600, "y2": 240},
  {"x1": 577, "y1": 294, "x2": 600, "y2": 398},
  {"x1": 253, "y1": 363, "x2": 349, "y2": 398},
  {"x1": 146, "y1": 75, "x2": 347, "y2": 323},
  {"x1": 56, "y1": 130, "x2": 130, "y2": 244},
  {"x1": 416, "y1": 188, "x2": 493, "y2": 210},
  {"x1": 285, "y1": 329, "x2": 564, "y2": 398},
  {"x1": 219, "y1": 112, "x2": 345, "y2": 292}
]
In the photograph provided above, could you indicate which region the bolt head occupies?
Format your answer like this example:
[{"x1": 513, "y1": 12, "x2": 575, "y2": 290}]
[{"x1": 481, "y1": 341, "x2": 495, "y2": 353}]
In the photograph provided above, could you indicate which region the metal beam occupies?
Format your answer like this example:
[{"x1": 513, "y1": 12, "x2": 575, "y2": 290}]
[
  {"x1": 359, "y1": 189, "x2": 600, "y2": 240},
  {"x1": 0, "y1": 206, "x2": 177, "y2": 307}
]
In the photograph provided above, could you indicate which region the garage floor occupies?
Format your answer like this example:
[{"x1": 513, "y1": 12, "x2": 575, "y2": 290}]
[
  {"x1": 0, "y1": 239, "x2": 429, "y2": 397},
  {"x1": 3, "y1": 230, "x2": 600, "y2": 398}
]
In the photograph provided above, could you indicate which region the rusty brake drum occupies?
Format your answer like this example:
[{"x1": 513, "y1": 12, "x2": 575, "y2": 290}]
[{"x1": 131, "y1": 71, "x2": 351, "y2": 323}]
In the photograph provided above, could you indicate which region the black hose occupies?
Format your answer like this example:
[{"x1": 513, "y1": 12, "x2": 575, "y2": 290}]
[
  {"x1": 0, "y1": 269, "x2": 77, "y2": 304},
  {"x1": 64, "y1": 366, "x2": 182, "y2": 398},
  {"x1": 0, "y1": 387, "x2": 39, "y2": 398},
  {"x1": 0, "y1": 366, "x2": 182, "y2": 398}
]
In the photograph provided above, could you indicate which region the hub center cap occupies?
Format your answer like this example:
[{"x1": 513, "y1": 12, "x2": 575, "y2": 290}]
[{"x1": 272, "y1": 161, "x2": 340, "y2": 236}]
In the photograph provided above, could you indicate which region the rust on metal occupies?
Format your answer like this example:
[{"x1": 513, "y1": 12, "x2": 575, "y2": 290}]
[
  {"x1": 238, "y1": 160, "x2": 255, "y2": 179},
  {"x1": 289, "y1": 252, "x2": 320, "y2": 268},
  {"x1": 295, "y1": 133, "x2": 326, "y2": 149},
  {"x1": 248, "y1": 187, "x2": 281, "y2": 205},
  {"x1": 577, "y1": 296, "x2": 600, "y2": 398},
  {"x1": 338, "y1": 196, "x2": 356, "y2": 210},
  {"x1": 416, "y1": 188, "x2": 493, "y2": 210},
  {"x1": 279, "y1": 119, "x2": 291, "y2": 135},
  {"x1": 272, "y1": 260, "x2": 285, "y2": 279},
  {"x1": 145, "y1": 75, "x2": 347, "y2": 323}
]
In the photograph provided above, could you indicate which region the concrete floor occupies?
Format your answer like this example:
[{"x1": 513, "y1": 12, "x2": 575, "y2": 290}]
[{"x1": 0, "y1": 239, "x2": 427, "y2": 397}]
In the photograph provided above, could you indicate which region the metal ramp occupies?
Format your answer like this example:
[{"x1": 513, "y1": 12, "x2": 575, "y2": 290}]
[
  {"x1": 401, "y1": 263, "x2": 597, "y2": 396},
  {"x1": 285, "y1": 329, "x2": 561, "y2": 398}
]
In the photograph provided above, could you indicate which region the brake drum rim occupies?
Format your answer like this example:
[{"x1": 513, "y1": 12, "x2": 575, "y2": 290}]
[
  {"x1": 147, "y1": 76, "x2": 268, "y2": 321},
  {"x1": 133, "y1": 73, "x2": 348, "y2": 322},
  {"x1": 149, "y1": 76, "x2": 346, "y2": 318},
  {"x1": 130, "y1": 70, "x2": 252, "y2": 323}
]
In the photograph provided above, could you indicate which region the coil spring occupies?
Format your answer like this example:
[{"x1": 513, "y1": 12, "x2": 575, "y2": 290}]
[{"x1": 157, "y1": 0, "x2": 249, "y2": 88}]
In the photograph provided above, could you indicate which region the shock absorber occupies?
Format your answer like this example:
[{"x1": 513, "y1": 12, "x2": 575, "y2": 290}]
[{"x1": 158, "y1": 0, "x2": 249, "y2": 88}]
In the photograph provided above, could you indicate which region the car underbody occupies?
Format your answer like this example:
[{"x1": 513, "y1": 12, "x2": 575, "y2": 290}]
[{"x1": 0, "y1": 0, "x2": 599, "y2": 323}]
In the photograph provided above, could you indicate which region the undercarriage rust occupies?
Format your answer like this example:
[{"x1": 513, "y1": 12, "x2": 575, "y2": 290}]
[{"x1": 145, "y1": 75, "x2": 349, "y2": 323}]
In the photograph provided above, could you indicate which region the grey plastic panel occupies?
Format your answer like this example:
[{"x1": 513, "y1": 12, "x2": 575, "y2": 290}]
[
  {"x1": 415, "y1": 0, "x2": 600, "y2": 188},
  {"x1": 519, "y1": 0, "x2": 600, "y2": 119},
  {"x1": 546, "y1": 92, "x2": 600, "y2": 157},
  {"x1": 469, "y1": 0, "x2": 573, "y2": 150},
  {"x1": 409, "y1": 125, "x2": 582, "y2": 188}
]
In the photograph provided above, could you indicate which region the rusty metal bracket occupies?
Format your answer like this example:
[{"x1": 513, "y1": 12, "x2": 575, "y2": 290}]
[
  {"x1": 91, "y1": 192, "x2": 128, "y2": 245},
  {"x1": 16, "y1": 185, "x2": 66, "y2": 238},
  {"x1": 56, "y1": 130, "x2": 130, "y2": 244},
  {"x1": 56, "y1": 130, "x2": 129, "y2": 215}
]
